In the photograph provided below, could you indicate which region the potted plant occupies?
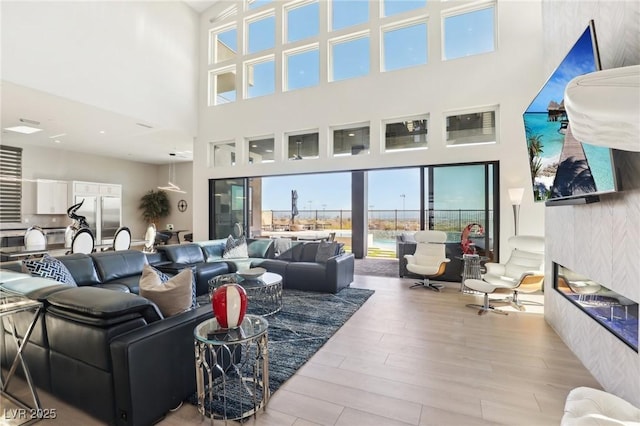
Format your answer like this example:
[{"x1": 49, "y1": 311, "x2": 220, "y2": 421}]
[{"x1": 139, "y1": 190, "x2": 171, "y2": 225}]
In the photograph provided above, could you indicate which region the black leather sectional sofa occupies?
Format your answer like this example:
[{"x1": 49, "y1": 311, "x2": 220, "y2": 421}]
[{"x1": 0, "y1": 239, "x2": 355, "y2": 425}]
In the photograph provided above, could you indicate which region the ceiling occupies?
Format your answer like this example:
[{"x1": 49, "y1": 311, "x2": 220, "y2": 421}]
[
  {"x1": 0, "y1": 1, "x2": 221, "y2": 166},
  {"x1": 1, "y1": 82, "x2": 195, "y2": 165}
]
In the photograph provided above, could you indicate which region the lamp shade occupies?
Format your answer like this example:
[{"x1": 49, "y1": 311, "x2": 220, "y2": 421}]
[
  {"x1": 564, "y1": 65, "x2": 640, "y2": 152},
  {"x1": 508, "y1": 188, "x2": 525, "y2": 205}
]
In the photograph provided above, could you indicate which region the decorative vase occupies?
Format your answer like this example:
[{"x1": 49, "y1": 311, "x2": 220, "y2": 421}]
[{"x1": 212, "y1": 283, "x2": 248, "y2": 329}]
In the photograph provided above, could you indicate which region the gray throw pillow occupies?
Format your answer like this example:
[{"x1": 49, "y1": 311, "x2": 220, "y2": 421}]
[
  {"x1": 273, "y1": 238, "x2": 292, "y2": 257},
  {"x1": 315, "y1": 241, "x2": 336, "y2": 263}
]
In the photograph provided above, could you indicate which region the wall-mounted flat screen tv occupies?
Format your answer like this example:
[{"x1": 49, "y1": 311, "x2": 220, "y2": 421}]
[{"x1": 523, "y1": 20, "x2": 618, "y2": 204}]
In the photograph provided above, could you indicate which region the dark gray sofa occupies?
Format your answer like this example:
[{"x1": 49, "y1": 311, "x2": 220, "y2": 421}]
[{"x1": 156, "y1": 239, "x2": 355, "y2": 294}]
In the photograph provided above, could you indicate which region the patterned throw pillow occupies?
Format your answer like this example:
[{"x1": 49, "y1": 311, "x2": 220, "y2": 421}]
[
  {"x1": 149, "y1": 265, "x2": 196, "y2": 309},
  {"x1": 22, "y1": 254, "x2": 77, "y2": 286},
  {"x1": 223, "y1": 235, "x2": 249, "y2": 259}
]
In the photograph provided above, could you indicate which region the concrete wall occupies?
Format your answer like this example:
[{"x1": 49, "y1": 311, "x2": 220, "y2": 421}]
[
  {"x1": 192, "y1": 1, "x2": 547, "y2": 252},
  {"x1": 542, "y1": 0, "x2": 640, "y2": 406}
]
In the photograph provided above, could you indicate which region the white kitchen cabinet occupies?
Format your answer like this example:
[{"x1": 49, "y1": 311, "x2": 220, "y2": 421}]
[{"x1": 36, "y1": 179, "x2": 69, "y2": 214}]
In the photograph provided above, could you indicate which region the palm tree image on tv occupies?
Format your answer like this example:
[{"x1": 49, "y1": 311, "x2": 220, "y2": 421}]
[{"x1": 522, "y1": 21, "x2": 615, "y2": 202}]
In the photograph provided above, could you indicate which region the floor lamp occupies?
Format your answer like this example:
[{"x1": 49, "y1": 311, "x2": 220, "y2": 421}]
[{"x1": 508, "y1": 188, "x2": 524, "y2": 235}]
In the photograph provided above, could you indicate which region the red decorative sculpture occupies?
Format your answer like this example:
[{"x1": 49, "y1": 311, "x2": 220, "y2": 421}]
[
  {"x1": 212, "y1": 284, "x2": 248, "y2": 329},
  {"x1": 461, "y1": 223, "x2": 485, "y2": 255}
]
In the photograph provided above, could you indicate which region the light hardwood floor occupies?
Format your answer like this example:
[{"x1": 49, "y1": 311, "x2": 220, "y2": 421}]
[{"x1": 11, "y1": 275, "x2": 600, "y2": 426}]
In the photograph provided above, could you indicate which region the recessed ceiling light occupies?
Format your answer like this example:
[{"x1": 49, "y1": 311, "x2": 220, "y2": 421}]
[
  {"x1": 54, "y1": 140, "x2": 61, "y2": 144},
  {"x1": 99, "y1": 130, "x2": 106, "y2": 134},
  {"x1": 251, "y1": 144, "x2": 258, "y2": 148},
  {"x1": 348, "y1": 133, "x2": 355, "y2": 137},
  {"x1": 4, "y1": 125, "x2": 43, "y2": 134},
  {"x1": 265, "y1": 149, "x2": 273, "y2": 153},
  {"x1": 49, "y1": 133, "x2": 67, "y2": 139}
]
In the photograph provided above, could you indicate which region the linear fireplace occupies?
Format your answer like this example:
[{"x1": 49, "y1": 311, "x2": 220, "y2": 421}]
[{"x1": 554, "y1": 263, "x2": 638, "y2": 352}]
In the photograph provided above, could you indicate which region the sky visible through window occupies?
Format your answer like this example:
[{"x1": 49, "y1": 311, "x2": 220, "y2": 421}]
[
  {"x1": 262, "y1": 166, "x2": 487, "y2": 211},
  {"x1": 444, "y1": 7, "x2": 495, "y2": 60},
  {"x1": 215, "y1": 1, "x2": 494, "y2": 99}
]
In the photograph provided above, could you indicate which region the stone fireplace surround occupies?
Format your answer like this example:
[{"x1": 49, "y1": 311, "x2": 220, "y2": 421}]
[{"x1": 541, "y1": 0, "x2": 640, "y2": 407}]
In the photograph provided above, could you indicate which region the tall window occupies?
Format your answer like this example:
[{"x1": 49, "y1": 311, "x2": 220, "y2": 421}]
[
  {"x1": 331, "y1": 0, "x2": 369, "y2": 31},
  {"x1": 286, "y1": 1, "x2": 319, "y2": 43},
  {"x1": 383, "y1": 0, "x2": 426, "y2": 17},
  {"x1": 382, "y1": 21, "x2": 427, "y2": 71},
  {"x1": 443, "y1": 5, "x2": 495, "y2": 60},
  {"x1": 285, "y1": 46, "x2": 320, "y2": 91},
  {"x1": 245, "y1": 57, "x2": 275, "y2": 98},
  {"x1": 246, "y1": 14, "x2": 275, "y2": 54},
  {"x1": 0, "y1": 145, "x2": 22, "y2": 223},
  {"x1": 330, "y1": 34, "x2": 370, "y2": 82},
  {"x1": 209, "y1": 68, "x2": 236, "y2": 105},
  {"x1": 210, "y1": 26, "x2": 237, "y2": 64}
]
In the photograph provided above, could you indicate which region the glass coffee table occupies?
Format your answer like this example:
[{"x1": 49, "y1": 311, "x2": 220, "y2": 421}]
[{"x1": 209, "y1": 272, "x2": 283, "y2": 316}]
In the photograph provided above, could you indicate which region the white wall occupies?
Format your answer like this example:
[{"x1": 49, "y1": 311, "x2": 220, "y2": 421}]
[
  {"x1": 192, "y1": 1, "x2": 546, "y2": 250},
  {"x1": 6, "y1": 147, "x2": 194, "y2": 240},
  {"x1": 542, "y1": 0, "x2": 640, "y2": 406},
  {"x1": 15, "y1": 145, "x2": 160, "y2": 240},
  {"x1": 1, "y1": 1, "x2": 199, "y2": 134}
]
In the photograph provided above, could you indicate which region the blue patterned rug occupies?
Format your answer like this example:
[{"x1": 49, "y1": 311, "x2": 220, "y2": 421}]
[{"x1": 191, "y1": 287, "x2": 374, "y2": 420}]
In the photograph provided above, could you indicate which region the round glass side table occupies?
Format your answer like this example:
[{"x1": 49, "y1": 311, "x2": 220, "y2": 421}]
[{"x1": 193, "y1": 315, "x2": 269, "y2": 423}]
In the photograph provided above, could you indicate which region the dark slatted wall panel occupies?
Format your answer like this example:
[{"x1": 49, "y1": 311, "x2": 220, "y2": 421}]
[{"x1": 0, "y1": 145, "x2": 23, "y2": 222}]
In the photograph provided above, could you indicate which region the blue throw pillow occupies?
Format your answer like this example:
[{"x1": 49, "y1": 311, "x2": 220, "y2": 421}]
[{"x1": 22, "y1": 254, "x2": 77, "y2": 286}]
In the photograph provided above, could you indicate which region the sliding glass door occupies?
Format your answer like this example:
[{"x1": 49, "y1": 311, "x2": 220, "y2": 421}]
[
  {"x1": 426, "y1": 163, "x2": 497, "y2": 261},
  {"x1": 210, "y1": 178, "x2": 247, "y2": 239}
]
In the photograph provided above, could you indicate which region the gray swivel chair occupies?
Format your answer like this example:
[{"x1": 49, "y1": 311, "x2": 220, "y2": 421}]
[{"x1": 405, "y1": 230, "x2": 451, "y2": 291}]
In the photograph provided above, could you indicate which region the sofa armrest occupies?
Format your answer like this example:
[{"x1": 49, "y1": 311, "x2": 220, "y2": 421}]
[
  {"x1": 326, "y1": 253, "x2": 355, "y2": 293},
  {"x1": 110, "y1": 304, "x2": 212, "y2": 426}
]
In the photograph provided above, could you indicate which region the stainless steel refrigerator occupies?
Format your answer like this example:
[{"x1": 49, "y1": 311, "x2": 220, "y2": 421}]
[{"x1": 74, "y1": 195, "x2": 121, "y2": 244}]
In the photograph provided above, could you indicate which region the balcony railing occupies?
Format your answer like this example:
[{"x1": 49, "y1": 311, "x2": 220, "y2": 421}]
[{"x1": 262, "y1": 209, "x2": 492, "y2": 235}]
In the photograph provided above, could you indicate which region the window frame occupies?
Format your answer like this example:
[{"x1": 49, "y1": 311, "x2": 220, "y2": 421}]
[
  {"x1": 382, "y1": 114, "x2": 430, "y2": 153},
  {"x1": 284, "y1": 0, "x2": 320, "y2": 44},
  {"x1": 244, "y1": 10, "x2": 276, "y2": 55},
  {"x1": 328, "y1": 30, "x2": 371, "y2": 82},
  {"x1": 443, "y1": 105, "x2": 499, "y2": 147},
  {"x1": 283, "y1": 43, "x2": 320, "y2": 92},
  {"x1": 247, "y1": 135, "x2": 276, "y2": 164},
  {"x1": 208, "y1": 66, "x2": 237, "y2": 106},
  {"x1": 244, "y1": 54, "x2": 276, "y2": 99},
  {"x1": 209, "y1": 23, "x2": 238, "y2": 65},
  {"x1": 380, "y1": 17, "x2": 429, "y2": 72},
  {"x1": 330, "y1": 122, "x2": 371, "y2": 157},
  {"x1": 441, "y1": 2, "x2": 497, "y2": 61},
  {"x1": 209, "y1": 141, "x2": 238, "y2": 167}
]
